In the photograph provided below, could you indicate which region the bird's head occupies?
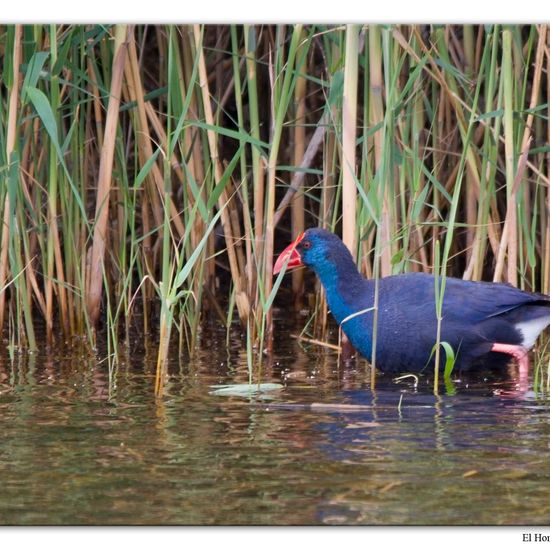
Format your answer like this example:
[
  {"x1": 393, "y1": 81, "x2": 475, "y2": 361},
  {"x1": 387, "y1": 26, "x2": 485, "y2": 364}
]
[{"x1": 273, "y1": 228, "x2": 353, "y2": 276}]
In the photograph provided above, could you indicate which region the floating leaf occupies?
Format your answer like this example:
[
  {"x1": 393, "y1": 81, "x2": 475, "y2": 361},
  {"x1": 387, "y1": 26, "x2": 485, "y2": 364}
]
[{"x1": 209, "y1": 383, "x2": 283, "y2": 397}]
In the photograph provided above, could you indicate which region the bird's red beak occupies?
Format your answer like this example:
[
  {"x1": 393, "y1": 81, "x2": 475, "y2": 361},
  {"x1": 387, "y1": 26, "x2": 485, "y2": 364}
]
[{"x1": 273, "y1": 232, "x2": 305, "y2": 275}]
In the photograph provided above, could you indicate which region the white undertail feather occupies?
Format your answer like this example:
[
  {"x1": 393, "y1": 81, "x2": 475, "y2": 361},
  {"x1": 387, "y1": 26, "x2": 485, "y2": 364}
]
[{"x1": 515, "y1": 316, "x2": 550, "y2": 349}]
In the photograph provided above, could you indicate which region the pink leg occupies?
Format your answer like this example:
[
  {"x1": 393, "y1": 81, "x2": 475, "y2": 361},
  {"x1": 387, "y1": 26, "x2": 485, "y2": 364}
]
[{"x1": 491, "y1": 342, "x2": 529, "y2": 392}]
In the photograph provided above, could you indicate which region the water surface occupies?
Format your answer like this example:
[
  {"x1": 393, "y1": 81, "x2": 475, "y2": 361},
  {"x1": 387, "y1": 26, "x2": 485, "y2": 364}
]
[{"x1": 0, "y1": 321, "x2": 549, "y2": 525}]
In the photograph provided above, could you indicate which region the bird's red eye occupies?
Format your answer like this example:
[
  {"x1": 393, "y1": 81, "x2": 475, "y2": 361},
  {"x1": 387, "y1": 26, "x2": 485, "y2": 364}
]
[{"x1": 301, "y1": 240, "x2": 311, "y2": 250}]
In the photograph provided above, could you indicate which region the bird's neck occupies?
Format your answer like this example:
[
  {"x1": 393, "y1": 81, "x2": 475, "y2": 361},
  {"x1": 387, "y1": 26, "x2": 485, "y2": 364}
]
[{"x1": 314, "y1": 256, "x2": 373, "y2": 326}]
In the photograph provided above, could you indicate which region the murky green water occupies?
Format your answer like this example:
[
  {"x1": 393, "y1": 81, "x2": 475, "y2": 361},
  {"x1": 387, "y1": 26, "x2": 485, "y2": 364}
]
[{"x1": 1, "y1": 319, "x2": 550, "y2": 525}]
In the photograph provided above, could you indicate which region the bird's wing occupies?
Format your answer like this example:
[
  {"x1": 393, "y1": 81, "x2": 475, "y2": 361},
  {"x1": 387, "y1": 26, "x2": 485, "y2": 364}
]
[{"x1": 442, "y1": 277, "x2": 550, "y2": 322}]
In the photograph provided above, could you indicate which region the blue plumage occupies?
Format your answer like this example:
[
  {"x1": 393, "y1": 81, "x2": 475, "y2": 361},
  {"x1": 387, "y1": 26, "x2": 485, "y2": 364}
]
[{"x1": 276, "y1": 228, "x2": 550, "y2": 374}]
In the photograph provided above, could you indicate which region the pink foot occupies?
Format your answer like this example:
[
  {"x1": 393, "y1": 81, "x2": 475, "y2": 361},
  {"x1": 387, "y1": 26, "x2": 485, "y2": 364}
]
[{"x1": 491, "y1": 342, "x2": 529, "y2": 394}]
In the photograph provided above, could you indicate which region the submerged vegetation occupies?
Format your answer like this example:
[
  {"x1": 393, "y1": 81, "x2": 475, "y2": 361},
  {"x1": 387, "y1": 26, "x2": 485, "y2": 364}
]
[{"x1": 1, "y1": 24, "x2": 550, "y2": 392}]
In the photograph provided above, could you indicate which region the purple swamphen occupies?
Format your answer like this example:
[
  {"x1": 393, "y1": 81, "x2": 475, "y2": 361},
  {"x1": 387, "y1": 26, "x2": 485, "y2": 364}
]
[{"x1": 274, "y1": 228, "x2": 550, "y2": 384}]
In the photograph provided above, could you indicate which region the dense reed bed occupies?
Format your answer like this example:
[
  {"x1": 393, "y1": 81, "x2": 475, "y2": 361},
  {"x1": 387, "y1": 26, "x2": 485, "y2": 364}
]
[{"x1": 1, "y1": 24, "x2": 550, "y2": 392}]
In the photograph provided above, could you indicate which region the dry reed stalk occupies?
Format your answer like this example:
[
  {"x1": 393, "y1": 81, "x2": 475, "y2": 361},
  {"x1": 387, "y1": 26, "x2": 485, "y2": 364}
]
[
  {"x1": 87, "y1": 25, "x2": 131, "y2": 327},
  {"x1": 193, "y1": 25, "x2": 250, "y2": 323},
  {"x1": 544, "y1": 27, "x2": 550, "y2": 293},
  {"x1": 154, "y1": 316, "x2": 170, "y2": 395},
  {"x1": 180, "y1": 129, "x2": 210, "y2": 292},
  {"x1": 494, "y1": 29, "x2": 517, "y2": 284},
  {"x1": 23, "y1": 260, "x2": 47, "y2": 320},
  {"x1": 154, "y1": 26, "x2": 167, "y2": 115},
  {"x1": 87, "y1": 58, "x2": 104, "y2": 151},
  {"x1": 17, "y1": 177, "x2": 34, "y2": 316},
  {"x1": 342, "y1": 24, "x2": 360, "y2": 259},
  {"x1": 290, "y1": 333, "x2": 341, "y2": 351},
  {"x1": 140, "y1": 193, "x2": 153, "y2": 334},
  {"x1": 316, "y1": 106, "x2": 338, "y2": 339},
  {"x1": 264, "y1": 25, "x2": 304, "y2": 349},
  {"x1": 0, "y1": 25, "x2": 22, "y2": 334},
  {"x1": 516, "y1": 26, "x2": 546, "y2": 284},
  {"x1": 322, "y1": 112, "x2": 337, "y2": 230},
  {"x1": 228, "y1": 27, "x2": 254, "y2": 303},
  {"x1": 409, "y1": 26, "x2": 430, "y2": 274},
  {"x1": 224, "y1": 176, "x2": 247, "y2": 280},
  {"x1": 122, "y1": 57, "x2": 162, "y2": 237},
  {"x1": 19, "y1": 121, "x2": 47, "y2": 320},
  {"x1": 494, "y1": 138, "x2": 532, "y2": 283},
  {"x1": 359, "y1": 232, "x2": 374, "y2": 280},
  {"x1": 367, "y1": 26, "x2": 393, "y2": 277},
  {"x1": 504, "y1": 28, "x2": 517, "y2": 286},
  {"x1": 180, "y1": 28, "x2": 213, "y2": 284},
  {"x1": 291, "y1": 41, "x2": 306, "y2": 303},
  {"x1": 46, "y1": 181, "x2": 69, "y2": 338},
  {"x1": 45, "y1": 27, "x2": 69, "y2": 339},
  {"x1": 263, "y1": 48, "x2": 278, "y2": 349},
  {"x1": 413, "y1": 226, "x2": 430, "y2": 272},
  {"x1": 110, "y1": 76, "x2": 126, "y2": 264},
  {"x1": 339, "y1": 24, "x2": 360, "y2": 359}
]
